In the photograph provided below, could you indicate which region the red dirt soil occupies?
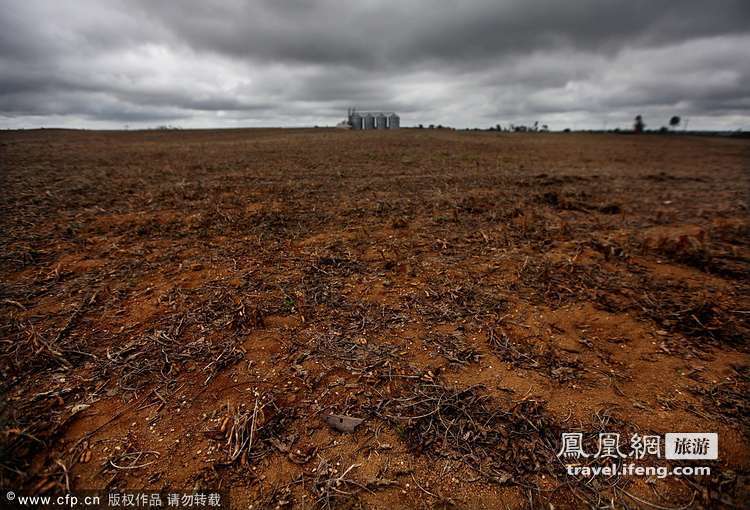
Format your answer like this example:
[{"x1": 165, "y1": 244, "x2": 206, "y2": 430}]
[{"x1": 1, "y1": 128, "x2": 748, "y2": 508}]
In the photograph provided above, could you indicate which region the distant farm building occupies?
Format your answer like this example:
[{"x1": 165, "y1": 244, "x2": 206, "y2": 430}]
[{"x1": 344, "y1": 108, "x2": 399, "y2": 129}]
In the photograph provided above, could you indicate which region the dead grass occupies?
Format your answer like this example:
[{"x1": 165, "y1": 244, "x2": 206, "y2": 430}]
[{"x1": 1, "y1": 128, "x2": 748, "y2": 508}]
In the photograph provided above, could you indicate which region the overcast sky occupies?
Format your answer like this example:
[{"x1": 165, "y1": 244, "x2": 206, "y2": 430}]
[{"x1": 1, "y1": 0, "x2": 748, "y2": 130}]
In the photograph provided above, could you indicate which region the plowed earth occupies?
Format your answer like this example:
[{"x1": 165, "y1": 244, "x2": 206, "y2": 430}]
[{"x1": 1, "y1": 129, "x2": 748, "y2": 508}]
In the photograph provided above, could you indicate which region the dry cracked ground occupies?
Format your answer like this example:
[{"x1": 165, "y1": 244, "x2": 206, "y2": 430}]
[{"x1": 1, "y1": 128, "x2": 749, "y2": 508}]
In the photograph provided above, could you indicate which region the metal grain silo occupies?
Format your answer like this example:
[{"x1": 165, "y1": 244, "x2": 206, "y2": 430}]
[
  {"x1": 350, "y1": 113, "x2": 362, "y2": 130},
  {"x1": 363, "y1": 113, "x2": 375, "y2": 130},
  {"x1": 376, "y1": 113, "x2": 387, "y2": 129},
  {"x1": 387, "y1": 113, "x2": 400, "y2": 129}
]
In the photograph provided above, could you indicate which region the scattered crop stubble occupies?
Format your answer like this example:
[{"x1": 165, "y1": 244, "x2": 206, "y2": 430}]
[{"x1": 0, "y1": 128, "x2": 748, "y2": 508}]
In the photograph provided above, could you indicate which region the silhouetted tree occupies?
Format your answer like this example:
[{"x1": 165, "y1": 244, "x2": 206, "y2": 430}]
[
  {"x1": 634, "y1": 115, "x2": 645, "y2": 133},
  {"x1": 669, "y1": 116, "x2": 681, "y2": 130}
]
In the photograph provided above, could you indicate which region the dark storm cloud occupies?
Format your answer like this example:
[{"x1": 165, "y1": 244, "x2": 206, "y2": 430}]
[
  {"x1": 138, "y1": 0, "x2": 750, "y2": 67},
  {"x1": 1, "y1": 0, "x2": 749, "y2": 129}
]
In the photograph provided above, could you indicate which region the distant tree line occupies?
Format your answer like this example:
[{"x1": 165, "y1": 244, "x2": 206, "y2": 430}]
[
  {"x1": 407, "y1": 115, "x2": 747, "y2": 136},
  {"x1": 633, "y1": 114, "x2": 685, "y2": 133}
]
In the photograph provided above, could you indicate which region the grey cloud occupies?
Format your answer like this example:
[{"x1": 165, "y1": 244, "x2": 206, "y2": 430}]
[
  {"x1": 0, "y1": 1, "x2": 749, "y2": 129},
  {"x1": 138, "y1": 1, "x2": 750, "y2": 67}
]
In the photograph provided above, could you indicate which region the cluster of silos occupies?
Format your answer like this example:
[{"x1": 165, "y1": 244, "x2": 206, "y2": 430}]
[{"x1": 348, "y1": 110, "x2": 399, "y2": 130}]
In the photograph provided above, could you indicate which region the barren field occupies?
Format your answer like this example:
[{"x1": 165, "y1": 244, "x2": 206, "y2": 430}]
[{"x1": 1, "y1": 128, "x2": 748, "y2": 508}]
